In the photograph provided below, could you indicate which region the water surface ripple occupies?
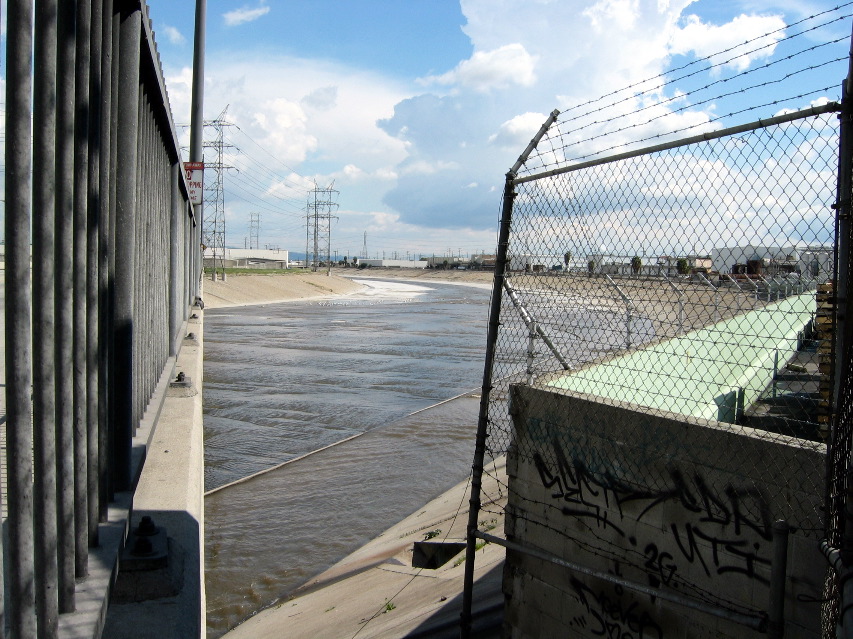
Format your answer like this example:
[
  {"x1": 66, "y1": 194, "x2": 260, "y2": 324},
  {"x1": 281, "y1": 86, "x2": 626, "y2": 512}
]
[{"x1": 204, "y1": 279, "x2": 491, "y2": 637}]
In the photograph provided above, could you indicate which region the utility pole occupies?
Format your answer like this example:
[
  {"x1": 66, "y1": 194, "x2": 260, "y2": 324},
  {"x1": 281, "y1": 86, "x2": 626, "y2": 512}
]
[
  {"x1": 305, "y1": 182, "x2": 339, "y2": 275},
  {"x1": 189, "y1": 0, "x2": 206, "y2": 291},
  {"x1": 202, "y1": 106, "x2": 235, "y2": 281}
]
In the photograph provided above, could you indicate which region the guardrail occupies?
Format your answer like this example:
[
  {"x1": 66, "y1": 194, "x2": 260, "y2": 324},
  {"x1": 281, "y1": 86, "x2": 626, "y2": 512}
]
[{"x1": 5, "y1": 0, "x2": 201, "y2": 636}]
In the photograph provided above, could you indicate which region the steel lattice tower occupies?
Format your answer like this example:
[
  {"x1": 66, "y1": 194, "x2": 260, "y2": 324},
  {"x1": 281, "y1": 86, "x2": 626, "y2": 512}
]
[
  {"x1": 305, "y1": 182, "x2": 339, "y2": 275},
  {"x1": 249, "y1": 212, "x2": 260, "y2": 250},
  {"x1": 202, "y1": 106, "x2": 234, "y2": 280}
]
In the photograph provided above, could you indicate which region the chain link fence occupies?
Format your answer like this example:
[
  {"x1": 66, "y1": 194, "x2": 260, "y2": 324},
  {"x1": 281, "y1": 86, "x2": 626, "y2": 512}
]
[{"x1": 463, "y1": 104, "x2": 844, "y2": 636}]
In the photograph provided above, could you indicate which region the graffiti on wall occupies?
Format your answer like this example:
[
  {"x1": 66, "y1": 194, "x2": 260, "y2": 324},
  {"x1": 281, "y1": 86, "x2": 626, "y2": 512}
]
[{"x1": 531, "y1": 437, "x2": 772, "y2": 587}]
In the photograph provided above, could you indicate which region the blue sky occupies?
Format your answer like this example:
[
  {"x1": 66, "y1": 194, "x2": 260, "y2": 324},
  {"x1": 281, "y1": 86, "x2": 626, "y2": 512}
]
[{"x1": 146, "y1": 0, "x2": 851, "y2": 259}]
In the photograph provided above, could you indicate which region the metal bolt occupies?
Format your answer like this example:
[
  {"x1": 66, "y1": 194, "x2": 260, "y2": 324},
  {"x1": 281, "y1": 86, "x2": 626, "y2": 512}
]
[
  {"x1": 186, "y1": 332, "x2": 196, "y2": 340},
  {"x1": 136, "y1": 515, "x2": 158, "y2": 536},
  {"x1": 131, "y1": 536, "x2": 155, "y2": 557},
  {"x1": 176, "y1": 372, "x2": 186, "y2": 383}
]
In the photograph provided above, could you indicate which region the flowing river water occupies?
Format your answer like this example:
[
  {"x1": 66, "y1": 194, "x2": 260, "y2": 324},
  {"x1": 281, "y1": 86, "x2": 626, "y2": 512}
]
[{"x1": 203, "y1": 278, "x2": 493, "y2": 637}]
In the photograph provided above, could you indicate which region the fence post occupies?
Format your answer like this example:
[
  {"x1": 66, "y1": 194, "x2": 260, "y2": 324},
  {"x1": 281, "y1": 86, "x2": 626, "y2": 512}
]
[
  {"x1": 835, "y1": 20, "x2": 853, "y2": 639},
  {"x1": 664, "y1": 275, "x2": 684, "y2": 335},
  {"x1": 606, "y1": 274, "x2": 633, "y2": 349},
  {"x1": 461, "y1": 109, "x2": 559, "y2": 638}
]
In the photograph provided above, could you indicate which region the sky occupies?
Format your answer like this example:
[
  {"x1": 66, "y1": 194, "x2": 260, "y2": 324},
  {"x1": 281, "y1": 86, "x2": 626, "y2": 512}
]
[{"x1": 145, "y1": 0, "x2": 851, "y2": 260}]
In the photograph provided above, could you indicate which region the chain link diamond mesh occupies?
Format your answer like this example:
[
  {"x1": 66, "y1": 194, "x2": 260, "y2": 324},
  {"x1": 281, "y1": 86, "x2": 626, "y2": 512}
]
[{"x1": 474, "y1": 108, "x2": 842, "y2": 633}]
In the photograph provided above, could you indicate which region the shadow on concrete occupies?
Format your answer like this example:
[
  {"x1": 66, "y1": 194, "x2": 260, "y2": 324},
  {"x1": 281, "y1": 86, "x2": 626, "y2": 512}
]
[
  {"x1": 102, "y1": 509, "x2": 202, "y2": 639},
  {"x1": 402, "y1": 563, "x2": 504, "y2": 639}
]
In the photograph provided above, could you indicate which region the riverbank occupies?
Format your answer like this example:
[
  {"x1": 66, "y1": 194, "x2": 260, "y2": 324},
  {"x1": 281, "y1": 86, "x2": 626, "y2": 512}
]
[
  {"x1": 201, "y1": 269, "x2": 496, "y2": 309},
  {"x1": 222, "y1": 457, "x2": 507, "y2": 639},
  {"x1": 202, "y1": 272, "x2": 366, "y2": 309}
]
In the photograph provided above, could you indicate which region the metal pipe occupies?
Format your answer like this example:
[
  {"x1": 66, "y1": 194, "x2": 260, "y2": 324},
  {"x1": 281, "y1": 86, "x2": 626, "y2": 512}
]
[
  {"x1": 526, "y1": 320, "x2": 537, "y2": 384},
  {"x1": 474, "y1": 531, "x2": 768, "y2": 632},
  {"x1": 170, "y1": 164, "x2": 180, "y2": 355},
  {"x1": 113, "y1": 3, "x2": 142, "y2": 490},
  {"x1": 697, "y1": 272, "x2": 720, "y2": 322},
  {"x1": 190, "y1": 0, "x2": 207, "y2": 278},
  {"x1": 87, "y1": 0, "x2": 103, "y2": 546},
  {"x1": 461, "y1": 176, "x2": 516, "y2": 638},
  {"x1": 33, "y1": 0, "x2": 60, "y2": 631},
  {"x1": 515, "y1": 102, "x2": 840, "y2": 185},
  {"x1": 767, "y1": 520, "x2": 790, "y2": 638},
  {"x1": 724, "y1": 273, "x2": 743, "y2": 313},
  {"x1": 98, "y1": 0, "x2": 115, "y2": 516},
  {"x1": 6, "y1": 0, "x2": 37, "y2": 633},
  {"x1": 663, "y1": 275, "x2": 684, "y2": 335},
  {"x1": 73, "y1": 0, "x2": 92, "y2": 579},
  {"x1": 56, "y1": 0, "x2": 78, "y2": 612},
  {"x1": 461, "y1": 114, "x2": 561, "y2": 639},
  {"x1": 106, "y1": 2, "x2": 120, "y2": 499},
  {"x1": 820, "y1": 540, "x2": 844, "y2": 573},
  {"x1": 503, "y1": 279, "x2": 572, "y2": 370},
  {"x1": 605, "y1": 274, "x2": 633, "y2": 349}
]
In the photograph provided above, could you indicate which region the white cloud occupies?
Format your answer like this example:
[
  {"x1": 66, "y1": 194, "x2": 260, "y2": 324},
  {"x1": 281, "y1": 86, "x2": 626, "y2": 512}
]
[
  {"x1": 670, "y1": 13, "x2": 786, "y2": 74},
  {"x1": 155, "y1": 0, "x2": 841, "y2": 254},
  {"x1": 223, "y1": 4, "x2": 271, "y2": 27},
  {"x1": 162, "y1": 25, "x2": 185, "y2": 45},
  {"x1": 419, "y1": 44, "x2": 538, "y2": 92},
  {"x1": 489, "y1": 112, "x2": 549, "y2": 147}
]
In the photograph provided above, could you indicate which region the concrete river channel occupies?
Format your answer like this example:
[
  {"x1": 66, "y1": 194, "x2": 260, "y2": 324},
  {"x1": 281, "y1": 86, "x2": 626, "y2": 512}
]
[{"x1": 202, "y1": 278, "x2": 492, "y2": 637}]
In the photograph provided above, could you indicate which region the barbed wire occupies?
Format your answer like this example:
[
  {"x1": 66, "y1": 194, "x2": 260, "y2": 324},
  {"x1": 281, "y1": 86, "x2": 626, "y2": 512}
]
[
  {"x1": 555, "y1": 4, "x2": 852, "y2": 122},
  {"x1": 520, "y1": 7, "x2": 851, "y2": 177}
]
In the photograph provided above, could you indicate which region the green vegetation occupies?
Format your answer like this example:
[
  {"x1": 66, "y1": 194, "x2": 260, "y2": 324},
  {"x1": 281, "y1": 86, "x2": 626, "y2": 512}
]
[
  {"x1": 452, "y1": 539, "x2": 491, "y2": 567},
  {"x1": 631, "y1": 255, "x2": 642, "y2": 274},
  {"x1": 383, "y1": 600, "x2": 396, "y2": 613},
  {"x1": 423, "y1": 529, "x2": 441, "y2": 540},
  {"x1": 676, "y1": 258, "x2": 690, "y2": 275},
  {"x1": 478, "y1": 518, "x2": 498, "y2": 532}
]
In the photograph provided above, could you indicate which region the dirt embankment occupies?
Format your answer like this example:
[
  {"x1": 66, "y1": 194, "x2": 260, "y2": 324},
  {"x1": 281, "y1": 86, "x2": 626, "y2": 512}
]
[
  {"x1": 201, "y1": 272, "x2": 366, "y2": 309},
  {"x1": 201, "y1": 268, "x2": 498, "y2": 309}
]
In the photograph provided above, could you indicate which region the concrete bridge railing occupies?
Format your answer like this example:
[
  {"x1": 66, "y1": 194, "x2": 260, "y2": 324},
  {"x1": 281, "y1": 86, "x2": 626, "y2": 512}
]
[{"x1": 5, "y1": 0, "x2": 203, "y2": 637}]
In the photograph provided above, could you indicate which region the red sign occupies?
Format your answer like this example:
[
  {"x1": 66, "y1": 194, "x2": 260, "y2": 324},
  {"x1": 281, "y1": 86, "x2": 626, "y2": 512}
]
[{"x1": 184, "y1": 162, "x2": 204, "y2": 205}]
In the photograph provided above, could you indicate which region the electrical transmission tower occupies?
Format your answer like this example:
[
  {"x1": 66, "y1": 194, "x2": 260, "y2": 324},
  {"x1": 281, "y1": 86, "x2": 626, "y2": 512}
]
[
  {"x1": 305, "y1": 182, "x2": 339, "y2": 275},
  {"x1": 249, "y1": 212, "x2": 260, "y2": 250},
  {"x1": 202, "y1": 106, "x2": 235, "y2": 280}
]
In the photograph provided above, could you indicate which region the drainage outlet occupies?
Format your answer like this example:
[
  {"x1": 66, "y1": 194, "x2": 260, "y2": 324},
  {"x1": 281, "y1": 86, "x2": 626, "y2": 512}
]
[{"x1": 412, "y1": 541, "x2": 467, "y2": 569}]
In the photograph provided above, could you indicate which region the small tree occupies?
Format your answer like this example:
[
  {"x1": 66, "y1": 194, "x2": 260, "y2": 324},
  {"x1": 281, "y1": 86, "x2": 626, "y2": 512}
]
[
  {"x1": 676, "y1": 257, "x2": 689, "y2": 275},
  {"x1": 587, "y1": 259, "x2": 595, "y2": 276},
  {"x1": 631, "y1": 256, "x2": 642, "y2": 274},
  {"x1": 563, "y1": 251, "x2": 572, "y2": 269}
]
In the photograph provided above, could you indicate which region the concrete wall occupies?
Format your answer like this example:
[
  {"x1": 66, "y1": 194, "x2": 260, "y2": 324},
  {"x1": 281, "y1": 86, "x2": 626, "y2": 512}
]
[
  {"x1": 101, "y1": 311, "x2": 206, "y2": 638},
  {"x1": 503, "y1": 384, "x2": 826, "y2": 639}
]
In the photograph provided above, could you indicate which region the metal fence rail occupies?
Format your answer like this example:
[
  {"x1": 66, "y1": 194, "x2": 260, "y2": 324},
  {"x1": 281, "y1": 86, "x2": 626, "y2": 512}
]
[
  {"x1": 462, "y1": 100, "x2": 845, "y2": 637},
  {"x1": 4, "y1": 0, "x2": 201, "y2": 636}
]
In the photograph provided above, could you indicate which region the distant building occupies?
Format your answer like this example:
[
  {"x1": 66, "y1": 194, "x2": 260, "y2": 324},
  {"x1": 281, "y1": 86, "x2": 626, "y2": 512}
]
[
  {"x1": 711, "y1": 245, "x2": 832, "y2": 279},
  {"x1": 203, "y1": 247, "x2": 290, "y2": 269}
]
